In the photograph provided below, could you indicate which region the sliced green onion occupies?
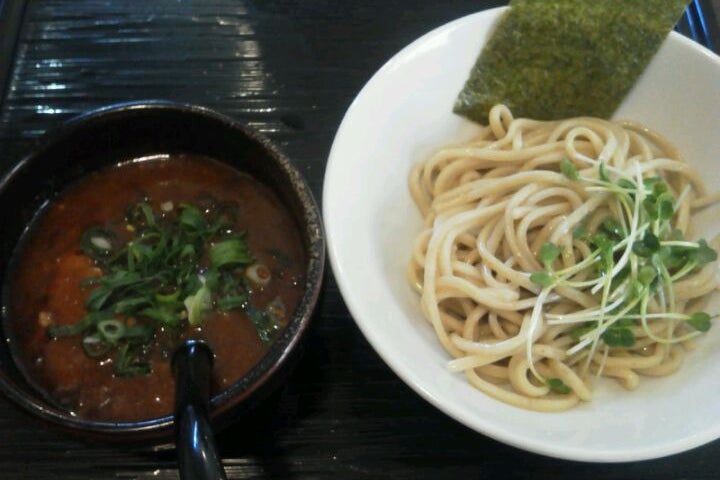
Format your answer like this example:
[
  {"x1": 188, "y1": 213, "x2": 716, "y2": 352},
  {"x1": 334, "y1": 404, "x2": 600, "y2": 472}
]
[
  {"x1": 155, "y1": 290, "x2": 181, "y2": 305},
  {"x1": 48, "y1": 313, "x2": 101, "y2": 337},
  {"x1": 82, "y1": 334, "x2": 111, "y2": 358},
  {"x1": 81, "y1": 226, "x2": 121, "y2": 262},
  {"x1": 141, "y1": 307, "x2": 182, "y2": 327},
  {"x1": 114, "y1": 343, "x2": 151, "y2": 377},
  {"x1": 97, "y1": 319, "x2": 126, "y2": 343},
  {"x1": 184, "y1": 282, "x2": 212, "y2": 327},
  {"x1": 113, "y1": 297, "x2": 152, "y2": 314},
  {"x1": 246, "y1": 304, "x2": 280, "y2": 344},
  {"x1": 210, "y1": 237, "x2": 253, "y2": 268},
  {"x1": 126, "y1": 202, "x2": 156, "y2": 228},
  {"x1": 214, "y1": 201, "x2": 239, "y2": 229},
  {"x1": 56, "y1": 199, "x2": 269, "y2": 377},
  {"x1": 123, "y1": 324, "x2": 152, "y2": 341},
  {"x1": 217, "y1": 295, "x2": 248, "y2": 311},
  {"x1": 245, "y1": 263, "x2": 272, "y2": 286},
  {"x1": 179, "y1": 204, "x2": 207, "y2": 230}
]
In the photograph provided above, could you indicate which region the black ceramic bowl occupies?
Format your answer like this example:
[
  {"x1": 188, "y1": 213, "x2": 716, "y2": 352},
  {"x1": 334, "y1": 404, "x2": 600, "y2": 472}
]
[{"x1": 0, "y1": 101, "x2": 325, "y2": 443}]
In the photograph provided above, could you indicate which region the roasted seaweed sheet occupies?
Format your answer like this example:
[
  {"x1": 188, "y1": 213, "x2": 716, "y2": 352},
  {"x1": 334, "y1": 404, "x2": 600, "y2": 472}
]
[{"x1": 454, "y1": 0, "x2": 690, "y2": 122}]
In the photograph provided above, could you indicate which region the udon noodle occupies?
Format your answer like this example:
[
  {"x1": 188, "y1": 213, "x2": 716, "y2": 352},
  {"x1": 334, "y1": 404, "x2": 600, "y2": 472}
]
[{"x1": 408, "y1": 104, "x2": 719, "y2": 412}]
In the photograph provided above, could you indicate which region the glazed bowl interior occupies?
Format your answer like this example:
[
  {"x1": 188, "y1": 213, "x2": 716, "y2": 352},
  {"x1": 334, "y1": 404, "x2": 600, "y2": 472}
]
[{"x1": 0, "y1": 101, "x2": 325, "y2": 442}]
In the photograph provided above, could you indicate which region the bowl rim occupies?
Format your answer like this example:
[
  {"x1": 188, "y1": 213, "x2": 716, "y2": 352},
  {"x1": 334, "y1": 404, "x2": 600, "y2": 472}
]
[{"x1": 0, "y1": 100, "x2": 326, "y2": 438}]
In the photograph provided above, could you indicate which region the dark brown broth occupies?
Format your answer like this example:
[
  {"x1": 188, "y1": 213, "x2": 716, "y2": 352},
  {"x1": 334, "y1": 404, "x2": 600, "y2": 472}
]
[{"x1": 8, "y1": 154, "x2": 305, "y2": 422}]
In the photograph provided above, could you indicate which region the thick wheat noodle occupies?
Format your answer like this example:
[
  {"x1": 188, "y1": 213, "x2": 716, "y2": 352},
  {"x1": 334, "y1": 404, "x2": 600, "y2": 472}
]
[{"x1": 408, "y1": 104, "x2": 719, "y2": 412}]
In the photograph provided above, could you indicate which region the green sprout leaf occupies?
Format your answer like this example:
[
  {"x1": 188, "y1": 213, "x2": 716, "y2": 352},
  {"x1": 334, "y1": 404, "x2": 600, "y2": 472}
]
[
  {"x1": 633, "y1": 231, "x2": 660, "y2": 258},
  {"x1": 610, "y1": 265, "x2": 631, "y2": 290},
  {"x1": 560, "y1": 158, "x2": 579, "y2": 180},
  {"x1": 590, "y1": 232, "x2": 615, "y2": 270},
  {"x1": 570, "y1": 324, "x2": 595, "y2": 340},
  {"x1": 530, "y1": 271, "x2": 554, "y2": 287},
  {"x1": 547, "y1": 377, "x2": 571, "y2": 395},
  {"x1": 590, "y1": 232, "x2": 612, "y2": 250},
  {"x1": 599, "y1": 161, "x2": 610, "y2": 182},
  {"x1": 651, "y1": 179, "x2": 669, "y2": 196},
  {"x1": 615, "y1": 317, "x2": 636, "y2": 329},
  {"x1": 656, "y1": 192, "x2": 675, "y2": 221},
  {"x1": 643, "y1": 176, "x2": 663, "y2": 190},
  {"x1": 617, "y1": 178, "x2": 636, "y2": 191},
  {"x1": 642, "y1": 180, "x2": 674, "y2": 222},
  {"x1": 637, "y1": 265, "x2": 657, "y2": 287},
  {"x1": 664, "y1": 248, "x2": 688, "y2": 270},
  {"x1": 688, "y1": 312, "x2": 711, "y2": 332},
  {"x1": 669, "y1": 229, "x2": 684, "y2": 241},
  {"x1": 643, "y1": 197, "x2": 659, "y2": 221},
  {"x1": 538, "y1": 242, "x2": 562, "y2": 267},
  {"x1": 643, "y1": 232, "x2": 660, "y2": 251},
  {"x1": 602, "y1": 327, "x2": 635, "y2": 347},
  {"x1": 572, "y1": 223, "x2": 587, "y2": 240},
  {"x1": 601, "y1": 216, "x2": 624, "y2": 240},
  {"x1": 690, "y1": 239, "x2": 718, "y2": 266}
]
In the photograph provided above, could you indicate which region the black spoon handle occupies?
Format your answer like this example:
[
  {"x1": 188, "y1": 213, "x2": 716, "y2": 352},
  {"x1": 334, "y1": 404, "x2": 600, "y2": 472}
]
[{"x1": 173, "y1": 340, "x2": 228, "y2": 480}]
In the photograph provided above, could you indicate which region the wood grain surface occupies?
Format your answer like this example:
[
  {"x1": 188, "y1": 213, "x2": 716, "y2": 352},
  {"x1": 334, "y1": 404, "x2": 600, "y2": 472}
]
[{"x1": 0, "y1": 1, "x2": 719, "y2": 479}]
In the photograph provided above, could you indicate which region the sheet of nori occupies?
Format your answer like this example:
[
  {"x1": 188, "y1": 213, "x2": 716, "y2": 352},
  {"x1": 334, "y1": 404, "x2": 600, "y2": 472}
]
[{"x1": 453, "y1": 0, "x2": 690, "y2": 122}]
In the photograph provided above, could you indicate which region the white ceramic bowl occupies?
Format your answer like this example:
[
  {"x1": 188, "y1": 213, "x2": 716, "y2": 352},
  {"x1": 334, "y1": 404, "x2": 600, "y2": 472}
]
[{"x1": 324, "y1": 7, "x2": 720, "y2": 462}]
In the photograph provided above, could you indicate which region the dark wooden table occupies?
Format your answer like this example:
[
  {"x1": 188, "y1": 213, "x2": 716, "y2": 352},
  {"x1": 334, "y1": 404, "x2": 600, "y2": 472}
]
[{"x1": 0, "y1": 1, "x2": 719, "y2": 478}]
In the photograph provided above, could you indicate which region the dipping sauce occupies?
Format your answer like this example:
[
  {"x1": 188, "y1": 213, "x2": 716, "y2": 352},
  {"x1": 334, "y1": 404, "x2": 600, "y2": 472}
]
[{"x1": 7, "y1": 154, "x2": 305, "y2": 422}]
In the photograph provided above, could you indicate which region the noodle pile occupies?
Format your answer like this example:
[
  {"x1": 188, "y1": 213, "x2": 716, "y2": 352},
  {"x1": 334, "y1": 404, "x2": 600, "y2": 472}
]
[{"x1": 408, "y1": 104, "x2": 719, "y2": 412}]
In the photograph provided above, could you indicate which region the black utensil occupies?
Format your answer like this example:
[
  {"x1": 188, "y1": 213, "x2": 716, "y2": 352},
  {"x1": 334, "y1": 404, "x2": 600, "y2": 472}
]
[{"x1": 172, "y1": 339, "x2": 228, "y2": 480}]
